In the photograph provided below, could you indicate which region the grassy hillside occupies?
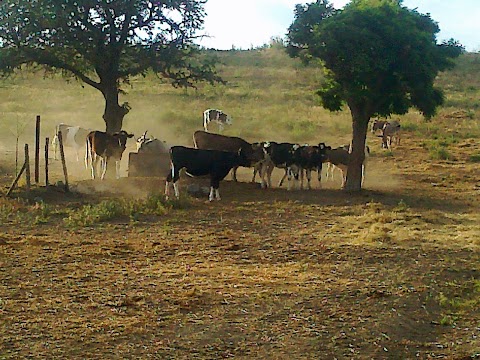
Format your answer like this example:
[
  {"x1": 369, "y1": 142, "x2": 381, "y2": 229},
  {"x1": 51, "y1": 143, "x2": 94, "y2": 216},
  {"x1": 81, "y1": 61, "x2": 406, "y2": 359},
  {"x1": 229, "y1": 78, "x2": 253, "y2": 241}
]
[
  {"x1": 3, "y1": 47, "x2": 477, "y2": 153},
  {"x1": 1, "y1": 48, "x2": 480, "y2": 359}
]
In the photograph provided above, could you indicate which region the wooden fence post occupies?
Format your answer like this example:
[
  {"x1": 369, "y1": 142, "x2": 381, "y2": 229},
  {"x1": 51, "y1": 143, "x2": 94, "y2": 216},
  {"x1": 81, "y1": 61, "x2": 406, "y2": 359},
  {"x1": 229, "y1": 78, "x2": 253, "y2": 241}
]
[
  {"x1": 6, "y1": 162, "x2": 26, "y2": 197},
  {"x1": 24, "y1": 144, "x2": 31, "y2": 193},
  {"x1": 35, "y1": 115, "x2": 40, "y2": 183},
  {"x1": 45, "y1": 137, "x2": 49, "y2": 187},
  {"x1": 58, "y1": 131, "x2": 69, "y2": 192}
]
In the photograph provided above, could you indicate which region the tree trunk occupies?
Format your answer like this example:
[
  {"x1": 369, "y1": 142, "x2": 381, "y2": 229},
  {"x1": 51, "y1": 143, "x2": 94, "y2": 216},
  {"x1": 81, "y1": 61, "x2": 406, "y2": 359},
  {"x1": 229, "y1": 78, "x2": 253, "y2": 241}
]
[
  {"x1": 345, "y1": 109, "x2": 369, "y2": 192},
  {"x1": 102, "y1": 84, "x2": 130, "y2": 134}
]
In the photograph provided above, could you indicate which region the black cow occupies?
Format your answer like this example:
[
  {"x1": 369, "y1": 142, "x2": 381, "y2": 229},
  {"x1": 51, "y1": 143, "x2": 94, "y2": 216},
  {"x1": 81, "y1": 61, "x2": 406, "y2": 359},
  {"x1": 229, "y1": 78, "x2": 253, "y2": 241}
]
[
  {"x1": 165, "y1": 146, "x2": 250, "y2": 201},
  {"x1": 85, "y1": 130, "x2": 134, "y2": 179},
  {"x1": 293, "y1": 143, "x2": 328, "y2": 190},
  {"x1": 193, "y1": 130, "x2": 264, "y2": 182}
]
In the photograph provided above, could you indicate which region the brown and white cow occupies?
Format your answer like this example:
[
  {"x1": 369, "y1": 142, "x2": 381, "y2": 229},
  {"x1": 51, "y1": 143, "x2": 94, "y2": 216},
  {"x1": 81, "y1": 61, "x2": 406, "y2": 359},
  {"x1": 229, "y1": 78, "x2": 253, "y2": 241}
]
[
  {"x1": 85, "y1": 130, "x2": 134, "y2": 180},
  {"x1": 52, "y1": 123, "x2": 91, "y2": 161},
  {"x1": 324, "y1": 144, "x2": 370, "y2": 188},
  {"x1": 203, "y1": 109, "x2": 232, "y2": 133},
  {"x1": 193, "y1": 131, "x2": 264, "y2": 182}
]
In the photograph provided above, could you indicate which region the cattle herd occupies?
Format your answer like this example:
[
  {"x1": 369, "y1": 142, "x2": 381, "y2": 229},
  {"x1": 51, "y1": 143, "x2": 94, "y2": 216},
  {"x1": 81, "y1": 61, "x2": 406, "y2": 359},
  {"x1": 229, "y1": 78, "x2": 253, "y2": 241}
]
[{"x1": 52, "y1": 109, "x2": 401, "y2": 201}]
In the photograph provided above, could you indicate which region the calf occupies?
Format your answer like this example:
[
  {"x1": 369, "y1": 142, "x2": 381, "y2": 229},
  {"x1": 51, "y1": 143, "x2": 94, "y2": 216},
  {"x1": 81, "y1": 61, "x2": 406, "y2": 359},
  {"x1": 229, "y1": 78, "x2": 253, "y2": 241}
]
[
  {"x1": 371, "y1": 119, "x2": 389, "y2": 134},
  {"x1": 85, "y1": 130, "x2": 134, "y2": 180},
  {"x1": 165, "y1": 146, "x2": 250, "y2": 201},
  {"x1": 52, "y1": 123, "x2": 91, "y2": 161},
  {"x1": 136, "y1": 131, "x2": 171, "y2": 154},
  {"x1": 293, "y1": 143, "x2": 328, "y2": 190},
  {"x1": 193, "y1": 131, "x2": 264, "y2": 181},
  {"x1": 380, "y1": 120, "x2": 401, "y2": 149},
  {"x1": 324, "y1": 145, "x2": 370, "y2": 188},
  {"x1": 203, "y1": 109, "x2": 232, "y2": 132},
  {"x1": 260, "y1": 142, "x2": 300, "y2": 190}
]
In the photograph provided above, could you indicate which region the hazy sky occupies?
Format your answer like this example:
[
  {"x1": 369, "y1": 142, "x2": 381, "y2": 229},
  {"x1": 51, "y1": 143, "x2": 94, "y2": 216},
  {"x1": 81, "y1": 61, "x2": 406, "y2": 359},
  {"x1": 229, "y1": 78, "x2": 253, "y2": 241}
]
[{"x1": 199, "y1": 0, "x2": 479, "y2": 52}]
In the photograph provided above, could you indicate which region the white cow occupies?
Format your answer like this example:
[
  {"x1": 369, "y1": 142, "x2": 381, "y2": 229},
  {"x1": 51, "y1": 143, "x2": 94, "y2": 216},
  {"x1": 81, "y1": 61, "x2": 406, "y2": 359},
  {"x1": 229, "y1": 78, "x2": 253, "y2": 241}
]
[
  {"x1": 52, "y1": 123, "x2": 91, "y2": 161},
  {"x1": 203, "y1": 109, "x2": 232, "y2": 133},
  {"x1": 135, "y1": 130, "x2": 171, "y2": 153}
]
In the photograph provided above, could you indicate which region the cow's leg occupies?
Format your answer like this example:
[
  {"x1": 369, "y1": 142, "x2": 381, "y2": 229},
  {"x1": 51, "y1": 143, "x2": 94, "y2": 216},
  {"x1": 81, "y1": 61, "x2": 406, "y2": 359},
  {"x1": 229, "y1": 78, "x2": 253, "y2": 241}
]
[
  {"x1": 231, "y1": 166, "x2": 238, "y2": 182},
  {"x1": 361, "y1": 163, "x2": 366, "y2": 187},
  {"x1": 305, "y1": 169, "x2": 312, "y2": 190},
  {"x1": 52, "y1": 136, "x2": 59, "y2": 160},
  {"x1": 218, "y1": 123, "x2": 224, "y2": 133},
  {"x1": 91, "y1": 155, "x2": 99, "y2": 179},
  {"x1": 210, "y1": 178, "x2": 221, "y2": 201},
  {"x1": 317, "y1": 164, "x2": 323, "y2": 189},
  {"x1": 100, "y1": 157, "x2": 109, "y2": 180},
  {"x1": 278, "y1": 168, "x2": 288, "y2": 187}
]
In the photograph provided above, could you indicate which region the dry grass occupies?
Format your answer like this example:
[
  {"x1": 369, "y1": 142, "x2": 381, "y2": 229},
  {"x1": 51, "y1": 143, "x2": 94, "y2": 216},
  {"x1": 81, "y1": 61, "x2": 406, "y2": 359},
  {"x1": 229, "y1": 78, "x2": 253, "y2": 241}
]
[{"x1": 0, "y1": 49, "x2": 480, "y2": 359}]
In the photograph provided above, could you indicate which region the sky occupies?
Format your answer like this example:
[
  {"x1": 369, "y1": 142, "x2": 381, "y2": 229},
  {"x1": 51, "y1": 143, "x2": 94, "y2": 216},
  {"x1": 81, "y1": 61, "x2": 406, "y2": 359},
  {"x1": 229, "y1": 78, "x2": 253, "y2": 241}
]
[{"x1": 198, "y1": 0, "x2": 480, "y2": 52}]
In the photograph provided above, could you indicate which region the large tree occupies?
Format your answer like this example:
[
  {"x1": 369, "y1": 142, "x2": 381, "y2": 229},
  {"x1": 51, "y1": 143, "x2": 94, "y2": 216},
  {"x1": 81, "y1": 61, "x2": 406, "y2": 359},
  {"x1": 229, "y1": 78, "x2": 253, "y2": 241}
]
[
  {"x1": 0, "y1": 0, "x2": 222, "y2": 133},
  {"x1": 287, "y1": 0, "x2": 463, "y2": 191}
]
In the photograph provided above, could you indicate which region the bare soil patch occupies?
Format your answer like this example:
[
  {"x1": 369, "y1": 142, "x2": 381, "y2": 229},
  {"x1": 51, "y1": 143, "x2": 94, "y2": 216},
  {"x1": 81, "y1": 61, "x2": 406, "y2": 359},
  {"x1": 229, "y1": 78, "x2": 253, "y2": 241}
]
[{"x1": 1, "y1": 136, "x2": 479, "y2": 359}]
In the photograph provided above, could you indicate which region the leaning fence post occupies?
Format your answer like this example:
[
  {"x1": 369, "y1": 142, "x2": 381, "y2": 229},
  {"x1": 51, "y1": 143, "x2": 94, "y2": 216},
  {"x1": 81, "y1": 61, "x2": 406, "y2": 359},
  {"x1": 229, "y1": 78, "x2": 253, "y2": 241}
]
[
  {"x1": 58, "y1": 131, "x2": 69, "y2": 192},
  {"x1": 6, "y1": 162, "x2": 26, "y2": 197},
  {"x1": 45, "y1": 137, "x2": 49, "y2": 187},
  {"x1": 24, "y1": 144, "x2": 31, "y2": 193},
  {"x1": 35, "y1": 115, "x2": 40, "y2": 183}
]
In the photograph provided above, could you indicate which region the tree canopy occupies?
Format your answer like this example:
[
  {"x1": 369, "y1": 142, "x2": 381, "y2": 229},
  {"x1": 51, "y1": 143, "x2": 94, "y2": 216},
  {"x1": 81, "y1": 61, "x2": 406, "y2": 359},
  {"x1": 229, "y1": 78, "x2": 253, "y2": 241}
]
[
  {"x1": 0, "y1": 0, "x2": 222, "y2": 133},
  {"x1": 286, "y1": 0, "x2": 463, "y2": 190}
]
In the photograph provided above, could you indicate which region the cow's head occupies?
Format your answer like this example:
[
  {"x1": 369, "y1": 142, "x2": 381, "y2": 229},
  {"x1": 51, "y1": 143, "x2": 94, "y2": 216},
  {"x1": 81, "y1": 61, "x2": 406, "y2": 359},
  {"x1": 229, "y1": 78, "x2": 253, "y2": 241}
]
[
  {"x1": 136, "y1": 130, "x2": 149, "y2": 151},
  {"x1": 112, "y1": 130, "x2": 134, "y2": 158}
]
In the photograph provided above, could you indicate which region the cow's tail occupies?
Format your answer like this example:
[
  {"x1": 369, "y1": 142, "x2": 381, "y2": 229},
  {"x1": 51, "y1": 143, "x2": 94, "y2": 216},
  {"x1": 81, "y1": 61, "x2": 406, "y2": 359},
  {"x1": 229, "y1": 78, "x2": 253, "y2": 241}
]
[{"x1": 85, "y1": 136, "x2": 92, "y2": 170}]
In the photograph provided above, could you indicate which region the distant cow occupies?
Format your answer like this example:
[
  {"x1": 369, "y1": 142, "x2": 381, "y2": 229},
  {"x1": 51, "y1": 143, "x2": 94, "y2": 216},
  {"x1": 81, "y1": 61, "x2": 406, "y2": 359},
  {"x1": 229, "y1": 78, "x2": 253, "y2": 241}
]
[
  {"x1": 203, "y1": 109, "x2": 232, "y2": 132},
  {"x1": 85, "y1": 130, "x2": 134, "y2": 180},
  {"x1": 193, "y1": 130, "x2": 264, "y2": 181},
  {"x1": 52, "y1": 124, "x2": 91, "y2": 161},
  {"x1": 165, "y1": 146, "x2": 250, "y2": 201},
  {"x1": 136, "y1": 131, "x2": 171, "y2": 154},
  {"x1": 371, "y1": 119, "x2": 389, "y2": 134},
  {"x1": 380, "y1": 121, "x2": 401, "y2": 149}
]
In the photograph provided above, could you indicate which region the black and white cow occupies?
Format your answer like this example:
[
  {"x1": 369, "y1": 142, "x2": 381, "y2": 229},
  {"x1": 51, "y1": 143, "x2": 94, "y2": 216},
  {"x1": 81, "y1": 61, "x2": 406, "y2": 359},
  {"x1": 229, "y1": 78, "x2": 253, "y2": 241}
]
[
  {"x1": 292, "y1": 143, "x2": 329, "y2": 190},
  {"x1": 85, "y1": 130, "x2": 134, "y2": 180},
  {"x1": 258, "y1": 142, "x2": 300, "y2": 190},
  {"x1": 136, "y1": 130, "x2": 171, "y2": 154},
  {"x1": 165, "y1": 146, "x2": 250, "y2": 201},
  {"x1": 193, "y1": 130, "x2": 264, "y2": 182},
  {"x1": 52, "y1": 123, "x2": 91, "y2": 161},
  {"x1": 203, "y1": 109, "x2": 232, "y2": 133}
]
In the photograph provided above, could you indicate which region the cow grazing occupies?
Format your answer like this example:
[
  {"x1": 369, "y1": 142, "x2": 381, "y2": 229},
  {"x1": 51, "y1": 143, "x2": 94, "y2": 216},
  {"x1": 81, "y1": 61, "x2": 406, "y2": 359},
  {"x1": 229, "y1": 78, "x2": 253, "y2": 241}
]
[
  {"x1": 193, "y1": 130, "x2": 264, "y2": 182},
  {"x1": 85, "y1": 130, "x2": 134, "y2": 180},
  {"x1": 259, "y1": 142, "x2": 300, "y2": 190},
  {"x1": 165, "y1": 146, "x2": 250, "y2": 201},
  {"x1": 203, "y1": 109, "x2": 232, "y2": 132},
  {"x1": 380, "y1": 120, "x2": 401, "y2": 149},
  {"x1": 136, "y1": 130, "x2": 171, "y2": 154},
  {"x1": 52, "y1": 124, "x2": 91, "y2": 161}
]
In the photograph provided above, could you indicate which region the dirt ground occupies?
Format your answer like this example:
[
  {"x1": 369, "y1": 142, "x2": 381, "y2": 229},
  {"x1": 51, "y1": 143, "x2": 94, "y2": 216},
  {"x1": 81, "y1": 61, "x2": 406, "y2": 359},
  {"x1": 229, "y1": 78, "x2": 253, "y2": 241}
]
[{"x1": 1, "y1": 134, "x2": 479, "y2": 359}]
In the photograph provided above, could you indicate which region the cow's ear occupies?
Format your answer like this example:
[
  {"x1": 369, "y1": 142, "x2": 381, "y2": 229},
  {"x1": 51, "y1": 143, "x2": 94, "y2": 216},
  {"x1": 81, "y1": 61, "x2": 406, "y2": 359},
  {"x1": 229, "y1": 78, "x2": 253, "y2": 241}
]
[{"x1": 128, "y1": 133, "x2": 134, "y2": 138}]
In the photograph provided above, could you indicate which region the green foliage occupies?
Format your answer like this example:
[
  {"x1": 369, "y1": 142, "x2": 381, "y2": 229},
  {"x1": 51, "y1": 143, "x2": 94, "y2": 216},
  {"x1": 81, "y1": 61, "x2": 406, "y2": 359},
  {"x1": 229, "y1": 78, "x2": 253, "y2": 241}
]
[
  {"x1": 63, "y1": 195, "x2": 190, "y2": 227},
  {"x1": 0, "y1": 0, "x2": 222, "y2": 131},
  {"x1": 287, "y1": 0, "x2": 463, "y2": 121}
]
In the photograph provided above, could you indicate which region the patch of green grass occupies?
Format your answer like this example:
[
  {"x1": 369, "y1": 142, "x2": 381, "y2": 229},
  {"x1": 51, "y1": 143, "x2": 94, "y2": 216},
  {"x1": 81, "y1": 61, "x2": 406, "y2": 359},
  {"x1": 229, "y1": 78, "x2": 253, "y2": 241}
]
[
  {"x1": 63, "y1": 194, "x2": 191, "y2": 227},
  {"x1": 468, "y1": 153, "x2": 480, "y2": 162}
]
